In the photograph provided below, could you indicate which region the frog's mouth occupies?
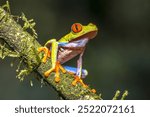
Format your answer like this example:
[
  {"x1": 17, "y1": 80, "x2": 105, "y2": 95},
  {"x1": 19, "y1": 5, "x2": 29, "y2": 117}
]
[{"x1": 70, "y1": 30, "x2": 97, "y2": 42}]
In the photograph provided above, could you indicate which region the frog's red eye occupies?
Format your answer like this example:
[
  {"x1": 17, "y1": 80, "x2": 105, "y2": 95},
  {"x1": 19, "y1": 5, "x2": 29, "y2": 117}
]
[{"x1": 71, "y1": 23, "x2": 82, "y2": 33}]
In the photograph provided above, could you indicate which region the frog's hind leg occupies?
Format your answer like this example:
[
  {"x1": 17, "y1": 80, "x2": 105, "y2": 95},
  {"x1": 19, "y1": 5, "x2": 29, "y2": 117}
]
[
  {"x1": 63, "y1": 66, "x2": 88, "y2": 78},
  {"x1": 64, "y1": 66, "x2": 96, "y2": 93},
  {"x1": 70, "y1": 49, "x2": 88, "y2": 87}
]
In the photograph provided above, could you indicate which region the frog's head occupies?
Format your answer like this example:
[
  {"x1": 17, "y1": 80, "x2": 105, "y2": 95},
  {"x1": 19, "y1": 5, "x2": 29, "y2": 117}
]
[{"x1": 59, "y1": 23, "x2": 98, "y2": 42}]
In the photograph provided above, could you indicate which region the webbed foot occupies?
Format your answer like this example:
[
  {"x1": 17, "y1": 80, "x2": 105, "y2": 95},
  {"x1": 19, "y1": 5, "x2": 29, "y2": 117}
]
[
  {"x1": 44, "y1": 61, "x2": 66, "y2": 82},
  {"x1": 72, "y1": 75, "x2": 88, "y2": 88},
  {"x1": 71, "y1": 75, "x2": 96, "y2": 93}
]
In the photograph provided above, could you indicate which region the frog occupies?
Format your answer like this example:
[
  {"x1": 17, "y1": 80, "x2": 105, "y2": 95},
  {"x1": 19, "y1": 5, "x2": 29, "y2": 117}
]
[{"x1": 38, "y1": 23, "x2": 98, "y2": 89}]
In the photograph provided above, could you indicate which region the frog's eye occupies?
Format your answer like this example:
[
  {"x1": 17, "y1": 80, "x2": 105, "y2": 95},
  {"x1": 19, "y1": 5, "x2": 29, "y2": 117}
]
[{"x1": 71, "y1": 23, "x2": 82, "y2": 33}]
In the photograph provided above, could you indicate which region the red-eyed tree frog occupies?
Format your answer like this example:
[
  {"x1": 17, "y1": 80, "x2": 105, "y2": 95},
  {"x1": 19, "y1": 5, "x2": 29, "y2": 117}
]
[{"x1": 38, "y1": 23, "x2": 98, "y2": 90}]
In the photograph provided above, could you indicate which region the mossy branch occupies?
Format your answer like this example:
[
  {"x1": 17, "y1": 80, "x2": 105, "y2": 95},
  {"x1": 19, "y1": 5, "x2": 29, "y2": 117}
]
[{"x1": 0, "y1": 6, "x2": 102, "y2": 99}]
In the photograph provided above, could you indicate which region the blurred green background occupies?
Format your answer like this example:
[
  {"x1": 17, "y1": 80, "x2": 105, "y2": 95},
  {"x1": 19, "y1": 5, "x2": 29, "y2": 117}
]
[{"x1": 0, "y1": 0, "x2": 150, "y2": 99}]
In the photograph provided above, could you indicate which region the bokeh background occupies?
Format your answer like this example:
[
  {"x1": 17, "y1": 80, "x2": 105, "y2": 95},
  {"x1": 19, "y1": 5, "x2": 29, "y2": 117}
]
[{"x1": 0, "y1": 0, "x2": 150, "y2": 99}]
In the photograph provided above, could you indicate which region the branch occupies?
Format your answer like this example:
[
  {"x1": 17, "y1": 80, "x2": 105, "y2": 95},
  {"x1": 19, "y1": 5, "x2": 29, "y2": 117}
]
[{"x1": 0, "y1": 6, "x2": 102, "y2": 100}]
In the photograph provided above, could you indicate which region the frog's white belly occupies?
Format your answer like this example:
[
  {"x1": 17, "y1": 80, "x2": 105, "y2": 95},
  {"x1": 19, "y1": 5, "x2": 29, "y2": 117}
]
[
  {"x1": 57, "y1": 47, "x2": 84, "y2": 64},
  {"x1": 57, "y1": 38, "x2": 88, "y2": 64}
]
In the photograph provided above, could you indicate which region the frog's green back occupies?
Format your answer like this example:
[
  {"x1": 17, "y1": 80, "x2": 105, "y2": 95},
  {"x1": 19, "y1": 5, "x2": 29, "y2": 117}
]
[{"x1": 58, "y1": 23, "x2": 98, "y2": 43}]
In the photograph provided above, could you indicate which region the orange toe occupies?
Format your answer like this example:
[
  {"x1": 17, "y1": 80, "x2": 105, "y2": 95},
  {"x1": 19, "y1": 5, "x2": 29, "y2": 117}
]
[
  {"x1": 42, "y1": 57, "x2": 47, "y2": 63},
  {"x1": 72, "y1": 76, "x2": 87, "y2": 88},
  {"x1": 44, "y1": 71, "x2": 50, "y2": 78},
  {"x1": 91, "y1": 89, "x2": 96, "y2": 93},
  {"x1": 38, "y1": 47, "x2": 50, "y2": 63},
  {"x1": 55, "y1": 77, "x2": 60, "y2": 83},
  {"x1": 72, "y1": 79, "x2": 77, "y2": 86}
]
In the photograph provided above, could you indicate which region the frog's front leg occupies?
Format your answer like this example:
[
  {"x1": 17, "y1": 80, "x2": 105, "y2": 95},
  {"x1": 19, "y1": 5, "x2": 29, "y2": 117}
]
[
  {"x1": 38, "y1": 39, "x2": 66, "y2": 82},
  {"x1": 38, "y1": 47, "x2": 50, "y2": 63}
]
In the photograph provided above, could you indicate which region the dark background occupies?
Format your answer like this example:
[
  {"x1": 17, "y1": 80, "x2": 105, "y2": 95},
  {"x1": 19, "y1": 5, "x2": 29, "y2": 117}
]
[{"x1": 0, "y1": 0, "x2": 150, "y2": 99}]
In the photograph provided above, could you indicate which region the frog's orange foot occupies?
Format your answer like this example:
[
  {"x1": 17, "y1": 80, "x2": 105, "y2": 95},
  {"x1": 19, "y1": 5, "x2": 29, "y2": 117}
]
[
  {"x1": 44, "y1": 70, "x2": 61, "y2": 83},
  {"x1": 44, "y1": 61, "x2": 66, "y2": 83},
  {"x1": 71, "y1": 75, "x2": 96, "y2": 93},
  {"x1": 38, "y1": 47, "x2": 51, "y2": 63},
  {"x1": 91, "y1": 89, "x2": 96, "y2": 93},
  {"x1": 72, "y1": 76, "x2": 88, "y2": 88}
]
